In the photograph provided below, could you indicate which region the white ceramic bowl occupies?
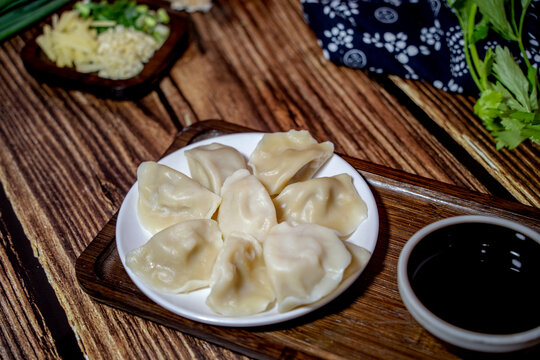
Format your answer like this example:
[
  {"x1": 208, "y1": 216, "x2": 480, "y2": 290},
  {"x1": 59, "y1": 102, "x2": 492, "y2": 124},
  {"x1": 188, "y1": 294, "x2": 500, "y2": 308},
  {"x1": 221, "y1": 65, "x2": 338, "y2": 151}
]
[{"x1": 398, "y1": 215, "x2": 540, "y2": 353}]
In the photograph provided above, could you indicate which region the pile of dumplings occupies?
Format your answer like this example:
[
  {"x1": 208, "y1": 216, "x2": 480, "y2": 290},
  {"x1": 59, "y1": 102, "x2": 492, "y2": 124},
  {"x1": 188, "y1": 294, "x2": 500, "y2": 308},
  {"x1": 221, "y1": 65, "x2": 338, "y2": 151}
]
[{"x1": 126, "y1": 130, "x2": 371, "y2": 317}]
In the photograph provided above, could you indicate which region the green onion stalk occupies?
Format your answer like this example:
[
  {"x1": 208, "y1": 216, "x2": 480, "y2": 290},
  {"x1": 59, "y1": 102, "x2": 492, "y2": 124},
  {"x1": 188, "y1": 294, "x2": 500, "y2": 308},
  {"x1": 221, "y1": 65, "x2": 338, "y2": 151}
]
[{"x1": 0, "y1": 0, "x2": 71, "y2": 41}]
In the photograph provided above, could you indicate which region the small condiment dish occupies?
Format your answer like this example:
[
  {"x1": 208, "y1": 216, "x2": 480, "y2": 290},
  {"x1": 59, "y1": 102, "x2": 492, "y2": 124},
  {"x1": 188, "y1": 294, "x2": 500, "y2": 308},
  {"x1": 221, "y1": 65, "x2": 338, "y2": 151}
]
[{"x1": 398, "y1": 215, "x2": 540, "y2": 353}]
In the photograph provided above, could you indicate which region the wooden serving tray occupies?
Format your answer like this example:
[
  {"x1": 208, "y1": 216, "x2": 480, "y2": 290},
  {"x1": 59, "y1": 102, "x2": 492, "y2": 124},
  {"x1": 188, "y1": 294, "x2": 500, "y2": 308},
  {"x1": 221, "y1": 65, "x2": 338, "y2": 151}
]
[
  {"x1": 76, "y1": 120, "x2": 540, "y2": 360},
  {"x1": 21, "y1": 0, "x2": 189, "y2": 99}
]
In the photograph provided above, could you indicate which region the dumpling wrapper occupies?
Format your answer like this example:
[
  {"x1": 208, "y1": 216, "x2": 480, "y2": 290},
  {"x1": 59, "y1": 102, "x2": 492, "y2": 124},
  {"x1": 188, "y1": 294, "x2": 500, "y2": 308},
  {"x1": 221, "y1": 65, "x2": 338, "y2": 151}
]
[
  {"x1": 137, "y1": 161, "x2": 221, "y2": 234},
  {"x1": 342, "y1": 242, "x2": 372, "y2": 282},
  {"x1": 217, "y1": 169, "x2": 277, "y2": 242},
  {"x1": 274, "y1": 173, "x2": 368, "y2": 236},
  {"x1": 206, "y1": 232, "x2": 275, "y2": 316},
  {"x1": 264, "y1": 222, "x2": 351, "y2": 312},
  {"x1": 248, "y1": 130, "x2": 334, "y2": 195},
  {"x1": 126, "y1": 219, "x2": 223, "y2": 293},
  {"x1": 185, "y1": 143, "x2": 247, "y2": 194}
]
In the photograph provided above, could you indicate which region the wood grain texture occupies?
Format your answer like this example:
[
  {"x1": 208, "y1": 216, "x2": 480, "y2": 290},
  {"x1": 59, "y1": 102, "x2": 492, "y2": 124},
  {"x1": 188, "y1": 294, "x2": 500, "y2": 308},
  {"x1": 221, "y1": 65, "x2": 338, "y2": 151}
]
[
  {"x1": 390, "y1": 77, "x2": 540, "y2": 207},
  {"x1": 0, "y1": 0, "x2": 538, "y2": 358},
  {"x1": 76, "y1": 120, "x2": 540, "y2": 360},
  {"x1": 0, "y1": 230, "x2": 58, "y2": 359},
  {"x1": 0, "y1": 181, "x2": 83, "y2": 359},
  {"x1": 0, "y1": 34, "x2": 246, "y2": 360},
  {"x1": 163, "y1": 0, "x2": 489, "y2": 194}
]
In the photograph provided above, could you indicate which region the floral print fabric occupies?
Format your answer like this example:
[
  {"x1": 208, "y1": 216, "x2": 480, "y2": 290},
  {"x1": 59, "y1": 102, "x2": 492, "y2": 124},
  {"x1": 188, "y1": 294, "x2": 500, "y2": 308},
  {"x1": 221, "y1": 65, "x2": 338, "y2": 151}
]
[{"x1": 301, "y1": 0, "x2": 540, "y2": 95}]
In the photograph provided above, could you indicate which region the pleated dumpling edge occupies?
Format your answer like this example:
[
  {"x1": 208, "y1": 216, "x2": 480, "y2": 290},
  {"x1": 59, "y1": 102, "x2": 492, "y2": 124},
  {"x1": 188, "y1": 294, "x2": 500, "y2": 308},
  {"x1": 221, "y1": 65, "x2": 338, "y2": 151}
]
[{"x1": 248, "y1": 130, "x2": 334, "y2": 195}]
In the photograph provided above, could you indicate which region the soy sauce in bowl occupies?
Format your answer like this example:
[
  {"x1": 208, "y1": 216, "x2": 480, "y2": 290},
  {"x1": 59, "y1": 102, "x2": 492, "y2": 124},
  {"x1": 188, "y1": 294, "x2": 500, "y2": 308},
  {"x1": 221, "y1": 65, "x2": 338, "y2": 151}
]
[
  {"x1": 408, "y1": 222, "x2": 540, "y2": 335},
  {"x1": 398, "y1": 216, "x2": 540, "y2": 353}
]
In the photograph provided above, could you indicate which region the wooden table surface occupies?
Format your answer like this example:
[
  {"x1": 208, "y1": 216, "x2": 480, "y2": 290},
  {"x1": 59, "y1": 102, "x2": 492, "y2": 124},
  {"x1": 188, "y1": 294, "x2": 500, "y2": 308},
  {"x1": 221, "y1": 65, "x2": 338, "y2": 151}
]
[{"x1": 0, "y1": 0, "x2": 538, "y2": 359}]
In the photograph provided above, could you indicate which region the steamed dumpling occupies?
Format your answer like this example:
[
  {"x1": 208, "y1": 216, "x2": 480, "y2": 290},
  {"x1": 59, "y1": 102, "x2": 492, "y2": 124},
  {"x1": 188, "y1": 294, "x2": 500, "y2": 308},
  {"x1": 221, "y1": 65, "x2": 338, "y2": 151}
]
[
  {"x1": 206, "y1": 232, "x2": 275, "y2": 316},
  {"x1": 273, "y1": 173, "x2": 367, "y2": 236},
  {"x1": 343, "y1": 242, "x2": 372, "y2": 282},
  {"x1": 264, "y1": 222, "x2": 351, "y2": 312},
  {"x1": 137, "y1": 161, "x2": 221, "y2": 234},
  {"x1": 248, "y1": 130, "x2": 334, "y2": 195},
  {"x1": 126, "y1": 219, "x2": 223, "y2": 293},
  {"x1": 185, "y1": 143, "x2": 247, "y2": 194},
  {"x1": 217, "y1": 169, "x2": 277, "y2": 242}
]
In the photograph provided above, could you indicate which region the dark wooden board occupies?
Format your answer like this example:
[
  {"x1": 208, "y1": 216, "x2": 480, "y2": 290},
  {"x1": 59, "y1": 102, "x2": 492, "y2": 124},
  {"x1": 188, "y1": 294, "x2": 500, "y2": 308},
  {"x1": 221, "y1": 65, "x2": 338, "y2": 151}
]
[
  {"x1": 75, "y1": 120, "x2": 540, "y2": 360},
  {"x1": 20, "y1": 0, "x2": 189, "y2": 99}
]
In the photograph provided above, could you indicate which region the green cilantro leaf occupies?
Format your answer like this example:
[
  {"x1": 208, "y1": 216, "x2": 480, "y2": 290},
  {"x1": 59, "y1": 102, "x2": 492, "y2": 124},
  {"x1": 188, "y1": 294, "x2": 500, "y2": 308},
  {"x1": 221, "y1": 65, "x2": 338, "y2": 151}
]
[
  {"x1": 521, "y1": 124, "x2": 540, "y2": 144},
  {"x1": 474, "y1": 88, "x2": 504, "y2": 123},
  {"x1": 492, "y1": 46, "x2": 532, "y2": 112},
  {"x1": 493, "y1": 129, "x2": 526, "y2": 150},
  {"x1": 470, "y1": 16, "x2": 490, "y2": 43},
  {"x1": 473, "y1": 0, "x2": 518, "y2": 40},
  {"x1": 448, "y1": 0, "x2": 538, "y2": 149}
]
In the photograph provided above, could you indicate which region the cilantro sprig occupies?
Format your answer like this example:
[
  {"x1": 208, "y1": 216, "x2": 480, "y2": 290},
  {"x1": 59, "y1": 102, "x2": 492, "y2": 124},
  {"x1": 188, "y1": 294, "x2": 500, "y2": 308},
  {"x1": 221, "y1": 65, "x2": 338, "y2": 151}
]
[{"x1": 447, "y1": 0, "x2": 539, "y2": 149}]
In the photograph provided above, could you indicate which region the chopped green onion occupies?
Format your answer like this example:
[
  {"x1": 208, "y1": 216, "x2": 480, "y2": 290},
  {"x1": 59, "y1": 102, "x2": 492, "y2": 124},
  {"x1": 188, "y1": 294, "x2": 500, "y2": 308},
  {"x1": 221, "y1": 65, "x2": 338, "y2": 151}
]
[
  {"x1": 157, "y1": 8, "x2": 169, "y2": 24},
  {"x1": 143, "y1": 15, "x2": 157, "y2": 28},
  {"x1": 73, "y1": 2, "x2": 91, "y2": 18},
  {"x1": 135, "y1": 4, "x2": 148, "y2": 13},
  {"x1": 74, "y1": 1, "x2": 170, "y2": 39},
  {"x1": 0, "y1": 0, "x2": 170, "y2": 43},
  {"x1": 152, "y1": 23, "x2": 170, "y2": 44}
]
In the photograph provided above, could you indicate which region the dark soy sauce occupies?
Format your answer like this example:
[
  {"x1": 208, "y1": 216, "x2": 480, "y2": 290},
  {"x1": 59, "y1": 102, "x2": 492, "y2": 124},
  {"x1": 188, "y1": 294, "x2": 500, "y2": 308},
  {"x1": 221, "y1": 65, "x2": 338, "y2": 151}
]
[{"x1": 408, "y1": 222, "x2": 540, "y2": 334}]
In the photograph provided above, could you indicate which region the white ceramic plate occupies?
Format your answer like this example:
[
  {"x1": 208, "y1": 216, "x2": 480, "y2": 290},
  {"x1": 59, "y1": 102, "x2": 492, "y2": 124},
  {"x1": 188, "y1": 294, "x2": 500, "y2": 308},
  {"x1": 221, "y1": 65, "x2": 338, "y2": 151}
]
[{"x1": 116, "y1": 133, "x2": 379, "y2": 327}]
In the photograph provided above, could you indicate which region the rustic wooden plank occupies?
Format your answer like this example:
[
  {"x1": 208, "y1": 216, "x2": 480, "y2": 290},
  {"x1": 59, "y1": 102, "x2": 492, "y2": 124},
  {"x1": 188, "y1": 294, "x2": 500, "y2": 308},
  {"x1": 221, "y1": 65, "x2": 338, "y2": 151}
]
[
  {"x1": 0, "y1": 34, "x2": 247, "y2": 360},
  {"x1": 163, "y1": 0, "x2": 490, "y2": 197},
  {"x1": 390, "y1": 77, "x2": 540, "y2": 207},
  {"x1": 0, "y1": 180, "x2": 83, "y2": 360},
  {"x1": 0, "y1": 226, "x2": 59, "y2": 359}
]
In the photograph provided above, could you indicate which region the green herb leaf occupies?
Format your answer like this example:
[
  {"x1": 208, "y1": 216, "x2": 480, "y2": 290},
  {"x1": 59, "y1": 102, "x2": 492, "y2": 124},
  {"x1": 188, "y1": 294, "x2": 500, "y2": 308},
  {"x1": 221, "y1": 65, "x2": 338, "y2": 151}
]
[
  {"x1": 520, "y1": 124, "x2": 540, "y2": 145},
  {"x1": 509, "y1": 111, "x2": 535, "y2": 122},
  {"x1": 521, "y1": 0, "x2": 532, "y2": 12},
  {"x1": 528, "y1": 67, "x2": 539, "y2": 110},
  {"x1": 470, "y1": 16, "x2": 490, "y2": 43},
  {"x1": 447, "y1": 0, "x2": 539, "y2": 149},
  {"x1": 473, "y1": 0, "x2": 518, "y2": 40},
  {"x1": 493, "y1": 129, "x2": 526, "y2": 150},
  {"x1": 447, "y1": 0, "x2": 474, "y2": 30},
  {"x1": 479, "y1": 46, "x2": 494, "y2": 89},
  {"x1": 474, "y1": 88, "x2": 504, "y2": 124},
  {"x1": 492, "y1": 46, "x2": 532, "y2": 112},
  {"x1": 501, "y1": 114, "x2": 526, "y2": 131}
]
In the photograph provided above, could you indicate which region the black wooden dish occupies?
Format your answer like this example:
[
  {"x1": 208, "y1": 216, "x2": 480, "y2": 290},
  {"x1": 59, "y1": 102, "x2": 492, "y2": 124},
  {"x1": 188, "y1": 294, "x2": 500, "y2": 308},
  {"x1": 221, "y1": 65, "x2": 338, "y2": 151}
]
[{"x1": 21, "y1": 0, "x2": 189, "y2": 99}]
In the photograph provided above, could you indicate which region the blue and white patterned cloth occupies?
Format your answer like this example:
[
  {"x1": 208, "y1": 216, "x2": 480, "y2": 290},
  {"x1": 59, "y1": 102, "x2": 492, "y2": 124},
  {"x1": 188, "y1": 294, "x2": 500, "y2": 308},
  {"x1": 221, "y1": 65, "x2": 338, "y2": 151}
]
[{"x1": 301, "y1": 0, "x2": 540, "y2": 95}]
